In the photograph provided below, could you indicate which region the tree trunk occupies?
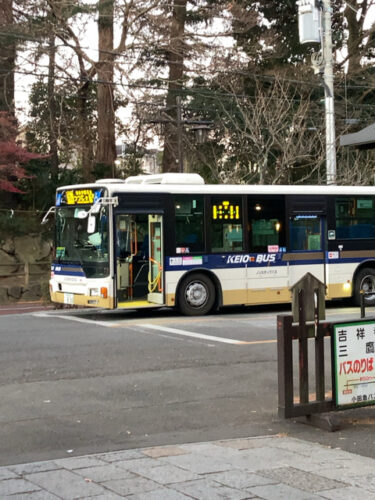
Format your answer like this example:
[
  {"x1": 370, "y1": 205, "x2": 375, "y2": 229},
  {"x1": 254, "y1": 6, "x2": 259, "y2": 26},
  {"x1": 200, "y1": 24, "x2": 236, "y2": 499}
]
[
  {"x1": 162, "y1": 0, "x2": 187, "y2": 173},
  {"x1": 78, "y1": 82, "x2": 94, "y2": 181},
  {"x1": 0, "y1": 0, "x2": 15, "y2": 113},
  {"x1": 95, "y1": 0, "x2": 116, "y2": 178},
  {"x1": 345, "y1": 1, "x2": 363, "y2": 77},
  {"x1": 47, "y1": 34, "x2": 59, "y2": 186}
]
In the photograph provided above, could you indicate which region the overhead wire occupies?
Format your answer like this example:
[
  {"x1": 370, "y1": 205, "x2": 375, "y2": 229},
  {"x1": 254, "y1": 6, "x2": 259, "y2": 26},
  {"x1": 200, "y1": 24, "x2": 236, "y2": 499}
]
[{"x1": 3, "y1": 34, "x2": 375, "y2": 95}]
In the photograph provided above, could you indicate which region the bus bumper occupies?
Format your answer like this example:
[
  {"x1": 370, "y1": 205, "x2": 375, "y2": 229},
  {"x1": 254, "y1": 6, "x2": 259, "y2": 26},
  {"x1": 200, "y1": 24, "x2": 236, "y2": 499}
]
[{"x1": 50, "y1": 290, "x2": 114, "y2": 308}]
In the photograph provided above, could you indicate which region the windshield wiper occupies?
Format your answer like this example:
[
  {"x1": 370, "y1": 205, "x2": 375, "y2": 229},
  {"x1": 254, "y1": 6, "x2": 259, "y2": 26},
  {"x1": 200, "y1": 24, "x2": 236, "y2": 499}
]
[{"x1": 74, "y1": 239, "x2": 95, "y2": 249}]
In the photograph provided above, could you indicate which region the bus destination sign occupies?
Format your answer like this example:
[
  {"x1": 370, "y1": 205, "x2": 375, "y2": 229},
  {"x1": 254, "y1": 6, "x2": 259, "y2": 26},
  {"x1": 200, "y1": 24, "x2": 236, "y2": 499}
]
[
  {"x1": 66, "y1": 189, "x2": 95, "y2": 205},
  {"x1": 333, "y1": 320, "x2": 375, "y2": 409},
  {"x1": 56, "y1": 188, "x2": 103, "y2": 206}
]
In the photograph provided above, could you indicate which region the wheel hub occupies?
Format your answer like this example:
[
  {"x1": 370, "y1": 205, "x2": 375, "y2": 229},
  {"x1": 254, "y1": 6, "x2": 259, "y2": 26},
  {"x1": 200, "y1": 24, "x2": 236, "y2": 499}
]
[
  {"x1": 185, "y1": 282, "x2": 207, "y2": 308},
  {"x1": 361, "y1": 275, "x2": 375, "y2": 300}
]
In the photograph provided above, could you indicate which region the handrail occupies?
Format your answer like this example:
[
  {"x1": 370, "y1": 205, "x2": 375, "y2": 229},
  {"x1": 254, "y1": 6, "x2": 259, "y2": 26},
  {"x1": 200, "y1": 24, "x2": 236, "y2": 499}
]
[{"x1": 148, "y1": 257, "x2": 162, "y2": 293}]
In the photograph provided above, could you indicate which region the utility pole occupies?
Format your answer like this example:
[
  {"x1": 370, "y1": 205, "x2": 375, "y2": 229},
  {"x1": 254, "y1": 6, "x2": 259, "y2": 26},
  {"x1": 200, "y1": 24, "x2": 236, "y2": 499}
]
[
  {"x1": 176, "y1": 96, "x2": 184, "y2": 173},
  {"x1": 147, "y1": 98, "x2": 213, "y2": 175},
  {"x1": 297, "y1": 0, "x2": 337, "y2": 185},
  {"x1": 322, "y1": 0, "x2": 336, "y2": 185}
]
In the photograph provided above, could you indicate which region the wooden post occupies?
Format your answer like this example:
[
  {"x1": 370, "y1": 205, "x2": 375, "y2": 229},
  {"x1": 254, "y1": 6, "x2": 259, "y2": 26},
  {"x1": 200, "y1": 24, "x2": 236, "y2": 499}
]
[
  {"x1": 277, "y1": 314, "x2": 294, "y2": 418},
  {"x1": 24, "y1": 261, "x2": 29, "y2": 286},
  {"x1": 315, "y1": 289, "x2": 325, "y2": 402},
  {"x1": 360, "y1": 290, "x2": 365, "y2": 318},
  {"x1": 298, "y1": 289, "x2": 309, "y2": 405}
]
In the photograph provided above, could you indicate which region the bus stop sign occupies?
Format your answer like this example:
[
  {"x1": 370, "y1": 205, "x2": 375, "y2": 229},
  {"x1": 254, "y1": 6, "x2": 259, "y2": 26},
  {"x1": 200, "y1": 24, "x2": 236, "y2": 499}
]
[{"x1": 333, "y1": 320, "x2": 375, "y2": 409}]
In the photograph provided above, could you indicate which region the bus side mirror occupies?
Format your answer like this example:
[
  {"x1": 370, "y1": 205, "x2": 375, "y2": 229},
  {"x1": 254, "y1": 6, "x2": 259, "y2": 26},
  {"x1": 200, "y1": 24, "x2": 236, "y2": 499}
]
[
  {"x1": 87, "y1": 215, "x2": 96, "y2": 234},
  {"x1": 42, "y1": 206, "x2": 56, "y2": 224}
]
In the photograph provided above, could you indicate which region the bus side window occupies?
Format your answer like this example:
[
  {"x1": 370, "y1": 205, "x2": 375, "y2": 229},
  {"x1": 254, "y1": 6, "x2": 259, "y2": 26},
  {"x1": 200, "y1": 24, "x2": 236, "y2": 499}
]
[
  {"x1": 289, "y1": 215, "x2": 321, "y2": 251},
  {"x1": 174, "y1": 195, "x2": 204, "y2": 253},
  {"x1": 211, "y1": 196, "x2": 243, "y2": 253},
  {"x1": 248, "y1": 197, "x2": 284, "y2": 253},
  {"x1": 336, "y1": 196, "x2": 375, "y2": 240}
]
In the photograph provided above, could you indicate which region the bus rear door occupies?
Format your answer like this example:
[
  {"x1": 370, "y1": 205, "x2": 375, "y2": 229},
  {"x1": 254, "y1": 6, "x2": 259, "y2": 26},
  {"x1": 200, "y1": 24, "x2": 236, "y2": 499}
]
[{"x1": 287, "y1": 211, "x2": 326, "y2": 292}]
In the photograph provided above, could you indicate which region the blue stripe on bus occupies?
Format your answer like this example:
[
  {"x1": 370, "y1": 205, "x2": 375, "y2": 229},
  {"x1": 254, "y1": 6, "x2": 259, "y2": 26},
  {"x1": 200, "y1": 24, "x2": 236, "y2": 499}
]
[
  {"x1": 51, "y1": 264, "x2": 85, "y2": 277},
  {"x1": 51, "y1": 254, "x2": 372, "y2": 276},
  {"x1": 164, "y1": 253, "x2": 370, "y2": 271},
  {"x1": 167, "y1": 253, "x2": 295, "y2": 271}
]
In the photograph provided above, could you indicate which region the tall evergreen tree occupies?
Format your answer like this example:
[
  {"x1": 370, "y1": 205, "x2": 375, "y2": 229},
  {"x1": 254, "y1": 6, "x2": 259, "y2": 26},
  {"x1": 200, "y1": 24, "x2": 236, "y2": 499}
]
[
  {"x1": 162, "y1": 0, "x2": 187, "y2": 173},
  {"x1": 161, "y1": 0, "x2": 231, "y2": 173},
  {"x1": 0, "y1": 0, "x2": 15, "y2": 113},
  {"x1": 95, "y1": 0, "x2": 116, "y2": 178}
]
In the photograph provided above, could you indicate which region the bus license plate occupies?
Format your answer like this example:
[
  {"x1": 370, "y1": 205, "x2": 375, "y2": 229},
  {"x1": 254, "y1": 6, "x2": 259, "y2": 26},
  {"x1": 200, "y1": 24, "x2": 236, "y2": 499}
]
[{"x1": 64, "y1": 293, "x2": 74, "y2": 305}]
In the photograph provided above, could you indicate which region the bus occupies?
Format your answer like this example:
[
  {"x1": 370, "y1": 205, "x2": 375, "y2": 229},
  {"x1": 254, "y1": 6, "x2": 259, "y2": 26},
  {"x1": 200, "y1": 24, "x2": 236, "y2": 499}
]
[{"x1": 44, "y1": 172, "x2": 375, "y2": 315}]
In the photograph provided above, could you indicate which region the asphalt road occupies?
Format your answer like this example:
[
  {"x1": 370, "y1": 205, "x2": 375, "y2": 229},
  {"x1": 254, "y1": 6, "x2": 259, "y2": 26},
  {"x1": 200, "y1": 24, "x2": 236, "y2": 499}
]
[{"x1": 1, "y1": 302, "x2": 375, "y2": 466}]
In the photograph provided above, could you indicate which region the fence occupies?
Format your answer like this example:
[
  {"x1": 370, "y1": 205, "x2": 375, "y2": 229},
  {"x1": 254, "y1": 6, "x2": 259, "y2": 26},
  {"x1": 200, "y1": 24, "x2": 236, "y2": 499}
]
[
  {"x1": 278, "y1": 285, "x2": 375, "y2": 425},
  {"x1": 277, "y1": 312, "x2": 335, "y2": 419},
  {"x1": 0, "y1": 261, "x2": 51, "y2": 285}
]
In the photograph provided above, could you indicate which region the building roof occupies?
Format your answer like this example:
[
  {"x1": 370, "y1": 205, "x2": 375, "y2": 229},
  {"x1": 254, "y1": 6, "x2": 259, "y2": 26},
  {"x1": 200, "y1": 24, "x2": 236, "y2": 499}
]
[{"x1": 340, "y1": 123, "x2": 375, "y2": 149}]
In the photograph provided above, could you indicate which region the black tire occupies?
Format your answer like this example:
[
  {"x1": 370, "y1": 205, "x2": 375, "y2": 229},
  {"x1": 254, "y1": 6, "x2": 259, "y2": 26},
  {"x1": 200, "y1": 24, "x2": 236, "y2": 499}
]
[
  {"x1": 354, "y1": 267, "x2": 375, "y2": 306},
  {"x1": 178, "y1": 273, "x2": 215, "y2": 316}
]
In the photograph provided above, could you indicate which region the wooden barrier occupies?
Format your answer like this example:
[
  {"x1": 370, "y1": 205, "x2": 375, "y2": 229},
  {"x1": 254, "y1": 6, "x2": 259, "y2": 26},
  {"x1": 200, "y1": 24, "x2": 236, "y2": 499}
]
[{"x1": 277, "y1": 274, "x2": 375, "y2": 431}]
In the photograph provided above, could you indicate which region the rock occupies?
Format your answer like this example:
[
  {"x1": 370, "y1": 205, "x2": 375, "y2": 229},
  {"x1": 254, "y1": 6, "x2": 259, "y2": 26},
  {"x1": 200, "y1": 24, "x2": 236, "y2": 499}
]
[
  {"x1": 8, "y1": 285, "x2": 22, "y2": 299},
  {"x1": 0, "y1": 238, "x2": 15, "y2": 254},
  {"x1": 14, "y1": 236, "x2": 39, "y2": 263},
  {"x1": 0, "y1": 250, "x2": 20, "y2": 276},
  {"x1": 13, "y1": 235, "x2": 52, "y2": 264},
  {"x1": 21, "y1": 283, "x2": 42, "y2": 300},
  {"x1": 37, "y1": 239, "x2": 53, "y2": 261},
  {"x1": 0, "y1": 287, "x2": 8, "y2": 304}
]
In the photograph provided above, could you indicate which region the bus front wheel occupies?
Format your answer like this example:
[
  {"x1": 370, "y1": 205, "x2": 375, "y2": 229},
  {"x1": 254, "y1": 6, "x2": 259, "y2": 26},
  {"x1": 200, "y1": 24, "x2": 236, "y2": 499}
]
[
  {"x1": 354, "y1": 268, "x2": 375, "y2": 306},
  {"x1": 178, "y1": 273, "x2": 215, "y2": 316}
]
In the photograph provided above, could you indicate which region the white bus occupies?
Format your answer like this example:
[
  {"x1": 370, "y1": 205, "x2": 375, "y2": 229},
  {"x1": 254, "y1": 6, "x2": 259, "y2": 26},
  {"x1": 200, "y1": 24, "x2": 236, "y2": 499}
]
[{"x1": 45, "y1": 173, "x2": 375, "y2": 315}]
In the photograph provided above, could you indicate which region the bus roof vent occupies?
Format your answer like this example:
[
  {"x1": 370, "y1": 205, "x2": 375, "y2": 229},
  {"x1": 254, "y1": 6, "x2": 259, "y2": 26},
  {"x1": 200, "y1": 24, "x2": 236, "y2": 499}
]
[
  {"x1": 95, "y1": 178, "x2": 126, "y2": 184},
  {"x1": 124, "y1": 173, "x2": 205, "y2": 185}
]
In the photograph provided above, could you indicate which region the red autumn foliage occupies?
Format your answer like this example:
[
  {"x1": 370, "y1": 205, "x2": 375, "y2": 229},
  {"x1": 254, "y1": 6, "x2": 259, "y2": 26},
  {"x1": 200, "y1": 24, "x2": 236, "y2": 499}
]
[{"x1": 0, "y1": 111, "x2": 42, "y2": 193}]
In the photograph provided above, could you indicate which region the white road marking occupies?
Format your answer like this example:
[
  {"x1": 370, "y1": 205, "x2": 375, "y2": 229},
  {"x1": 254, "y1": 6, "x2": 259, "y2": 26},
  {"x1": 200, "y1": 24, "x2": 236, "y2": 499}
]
[
  {"x1": 33, "y1": 312, "x2": 120, "y2": 328},
  {"x1": 138, "y1": 323, "x2": 256, "y2": 345},
  {"x1": 33, "y1": 312, "x2": 276, "y2": 345}
]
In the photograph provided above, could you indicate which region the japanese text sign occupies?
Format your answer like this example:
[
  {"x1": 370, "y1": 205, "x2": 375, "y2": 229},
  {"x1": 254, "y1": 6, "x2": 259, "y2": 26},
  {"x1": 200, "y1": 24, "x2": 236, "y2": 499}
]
[{"x1": 333, "y1": 321, "x2": 375, "y2": 408}]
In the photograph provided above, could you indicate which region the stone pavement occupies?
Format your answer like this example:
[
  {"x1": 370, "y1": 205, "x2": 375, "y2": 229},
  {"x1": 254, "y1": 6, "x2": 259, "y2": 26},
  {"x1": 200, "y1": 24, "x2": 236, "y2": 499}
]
[{"x1": 2, "y1": 435, "x2": 375, "y2": 499}]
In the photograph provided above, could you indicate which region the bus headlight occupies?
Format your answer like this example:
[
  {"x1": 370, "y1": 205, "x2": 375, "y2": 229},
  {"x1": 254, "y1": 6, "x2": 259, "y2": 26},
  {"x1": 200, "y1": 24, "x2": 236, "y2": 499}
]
[
  {"x1": 343, "y1": 282, "x2": 351, "y2": 292},
  {"x1": 90, "y1": 288, "x2": 100, "y2": 296}
]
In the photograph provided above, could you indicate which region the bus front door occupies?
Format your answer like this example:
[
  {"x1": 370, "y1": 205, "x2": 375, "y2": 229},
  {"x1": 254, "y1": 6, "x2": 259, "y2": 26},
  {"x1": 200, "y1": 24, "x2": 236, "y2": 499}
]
[
  {"x1": 115, "y1": 213, "x2": 164, "y2": 308},
  {"x1": 147, "y1": 214, "x2": 164, "y2": 305},
  {"x1": 287, "y1": 212, "x2": 326, "y2": 291}
]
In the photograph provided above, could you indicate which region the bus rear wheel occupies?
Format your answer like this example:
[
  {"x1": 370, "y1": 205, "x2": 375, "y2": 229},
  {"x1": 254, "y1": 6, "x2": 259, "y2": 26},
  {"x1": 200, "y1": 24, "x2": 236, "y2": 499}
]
[
  {"x1": 178, "y1": 273, "x2": 215, "y2": 316},
  {"x1": 354, "y1": 268, "x2": 375, "y2": 306}
]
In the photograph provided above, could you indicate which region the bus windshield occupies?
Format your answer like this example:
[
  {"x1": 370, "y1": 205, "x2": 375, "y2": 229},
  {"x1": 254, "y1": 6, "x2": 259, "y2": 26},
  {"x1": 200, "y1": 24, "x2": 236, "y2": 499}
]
[{"x1": 55, "y1": 206, "x2": 109, "y2": 278}]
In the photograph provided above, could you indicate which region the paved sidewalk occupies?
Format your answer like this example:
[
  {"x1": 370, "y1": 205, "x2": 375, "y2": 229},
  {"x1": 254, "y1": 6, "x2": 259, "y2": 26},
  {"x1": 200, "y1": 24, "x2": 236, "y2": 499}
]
[
  {"x1": 2, "y1": 435, "x2": 375, "y2": 499},
  {"x1": 0, "y1": 301, "x2": 54, "y2": 315}
]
